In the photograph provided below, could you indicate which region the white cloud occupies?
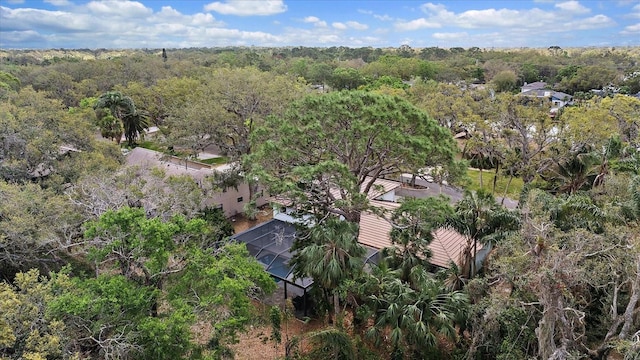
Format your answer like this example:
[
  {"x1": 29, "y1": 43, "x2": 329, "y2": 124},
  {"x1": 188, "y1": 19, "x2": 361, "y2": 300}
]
[
  {"x1": 407, "y1": 3, "x2": 613, "y2": 33},
  {"x1": 0, "y1": 29, "x2": 42, "y2": 45},
  {"x1": 420, "y1": 3, "x2": 448, "y2": 14},
  {"x1": 432, "y1": 32, "x2": 469, "y2": 40},
  {"x1": 1, "y1": 7, "x2": 95, "y2": 32},
  {"x1": 332, "y1": 22, "x2": 347, "y2": 30},
  {"x1": 303, "y1": 16, "x2": 327, "y2": 27},
  {"x1": 204, "y1": 0, "x2": 286, "y2": 16},
  {"x1": 374, "y1": 14, "x2": 393, "y2": 21},
  {"x1": 627, "y1": 3, "x2": 640, "y2": 18},
  {"x1": 44, "y1": 0, "x2": 71, "y2": 5},
  {"x1": 395, "y1": 18, "x2": 441, "y2": 31},
  {"x1": 150, "y1": 7, "x2": 223, "y2": 27},
  {"x1": 457, "y1": 8, "x2": 532, "y2": 28},
  {"x1": 333, "y1": 21, "x2": 368, "y2": 30},
  {"x1": 621, "y1": 22, "x2": 640, "y2": 34},
  {"x1": 555, "y1": 1, "x2": 591, "y2": 14},
  {"x1": 358, "y1": 8, "x2": 393, "y2": 21},
  {"x1": 346, "y1": 21, "x2": 368, "y2": 30},
  {"x1": 86, "y1": 0, "x2": 152, "y2": 17},
  {"x1": 564, "y1": 14, "x2": 615, "y2": 30}
]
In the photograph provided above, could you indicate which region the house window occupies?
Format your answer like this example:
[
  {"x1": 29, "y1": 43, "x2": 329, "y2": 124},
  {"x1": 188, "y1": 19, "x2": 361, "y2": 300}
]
[{"x1": 237, "y1": 197, "x2": 243, "y2": 203}]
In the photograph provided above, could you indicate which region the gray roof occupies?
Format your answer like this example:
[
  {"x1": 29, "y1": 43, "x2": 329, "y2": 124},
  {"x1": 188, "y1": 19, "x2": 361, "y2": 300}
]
[
  {"x1": 521, "y1": 81, "x2": 547, "y2": 91},
  {"x1": 124, "y1": 147, "x2": 218, "y2": 181},
  {"x1": 521, "y1": 89, "x2": 572, "y2": 101}
]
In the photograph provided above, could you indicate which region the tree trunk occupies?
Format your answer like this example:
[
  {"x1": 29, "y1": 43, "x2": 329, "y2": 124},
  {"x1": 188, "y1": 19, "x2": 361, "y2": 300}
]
[
  {"x1": 619, "y1": 254, "x2": 640, "y2": 339},
  {"x1": 502, "y1": 171, "x2": 514, "y2": 205},
  {"x1": 471, "y1": 239, "x2": 478, "y2": 278},
  {"x1": 333, "y1": 291, "x2": 340, "y2": 326},
  {"x1": 492, "y1": 163, "x2": 500, "y2": 195}
]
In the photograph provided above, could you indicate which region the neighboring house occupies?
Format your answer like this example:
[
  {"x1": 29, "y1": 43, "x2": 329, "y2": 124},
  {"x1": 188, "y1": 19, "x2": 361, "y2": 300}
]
[
  {"x1": 520, "y1": 89, "x2": 573, "y2": 108},
  {"x1": 124, "y1": 147, "x2": 267, "y2": 217},
  {"x1": 358, "y1": 198, "x2": 482, "y2": 270},
  {"x1": 520, "y1": 87, "x2": 573, "y2": 118},
  {"x1": 520, "y1": 81, "x2": 574, "y2": 113},
  {"x1": 520, "y1": 81, "x2": 547, "y2": 93}
]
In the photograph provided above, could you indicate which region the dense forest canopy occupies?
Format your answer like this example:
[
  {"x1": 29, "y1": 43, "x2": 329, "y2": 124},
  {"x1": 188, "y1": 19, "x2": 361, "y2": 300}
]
[{"x1": 1, "y1": 46, "x2": 639, "y2": 359}]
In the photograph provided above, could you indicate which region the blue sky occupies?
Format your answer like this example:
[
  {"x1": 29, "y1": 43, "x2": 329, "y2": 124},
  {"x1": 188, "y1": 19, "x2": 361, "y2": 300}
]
[{"x1": 1, "y1": 0, "x2": 639, "y2": 49}]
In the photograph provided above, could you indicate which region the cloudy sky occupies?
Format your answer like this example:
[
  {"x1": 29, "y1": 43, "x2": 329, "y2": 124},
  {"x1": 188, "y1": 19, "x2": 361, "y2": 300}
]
[{"x1": 1, "y1": 0, "x2": 639, "y2": 49}]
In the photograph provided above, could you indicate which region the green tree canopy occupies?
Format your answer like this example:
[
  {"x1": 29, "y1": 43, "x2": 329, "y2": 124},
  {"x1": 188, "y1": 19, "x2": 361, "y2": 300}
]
[{"x1": 249, "y1": 90, "x2": 458, "y2": 223}]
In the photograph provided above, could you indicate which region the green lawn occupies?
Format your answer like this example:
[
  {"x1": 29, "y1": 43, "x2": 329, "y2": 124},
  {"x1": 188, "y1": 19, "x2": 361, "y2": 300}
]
[
  {"x1": 137, "y1": 140, "x2": 165, "y2": 152},
  {"x1": 465, "y1": 168, "x2": 524, "y2": 200},
  {"x1": 198, "y1": 157, "x2": 229, "y2": 165},
  {"x1": 135, "y1": 142, "x2": 229, "y2": 166}
]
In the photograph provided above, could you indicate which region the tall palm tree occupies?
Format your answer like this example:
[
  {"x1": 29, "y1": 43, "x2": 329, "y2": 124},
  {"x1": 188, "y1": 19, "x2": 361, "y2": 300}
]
[
  {"x1": 94, "y1": 91, "x2": 148, "y2": 146},
  {"x1": 122, "y1": 111, "x2": 149, "y2": 146},
  {"x1": 540, "y1": 143, "x2": 602, "y2": 194},
  {"x1": 291, "y1": 217, "x2": 365, "y2": 323},
  {"x1": 447, "y1": 189, "x2": 520, "y2": 278}
]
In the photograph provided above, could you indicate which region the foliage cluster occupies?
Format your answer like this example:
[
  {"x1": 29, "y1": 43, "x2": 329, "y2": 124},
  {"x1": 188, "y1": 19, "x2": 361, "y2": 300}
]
[{"x1": 1, "y1": 45, "x2": 639, "y2": 359}]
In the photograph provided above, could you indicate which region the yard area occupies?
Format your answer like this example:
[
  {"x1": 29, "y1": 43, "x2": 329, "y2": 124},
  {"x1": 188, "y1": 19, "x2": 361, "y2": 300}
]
[{"x1": 465, "y1": 168, "x2": 524, "y2": 200}]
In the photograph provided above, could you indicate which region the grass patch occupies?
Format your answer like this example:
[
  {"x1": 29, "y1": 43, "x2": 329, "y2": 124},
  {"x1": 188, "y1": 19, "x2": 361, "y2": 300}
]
[
  {"x1": 135, "y1": 141, "x2": 229, "y2": 164},
  {"x1": 465, "y1": 168, "x2": 524, "y2": 200},
  {"x1": 137, "y1": 140, "x2": 165, "y2": 152},
  {"x1": 199, "y1": 157, "x2": 229, "y2": 165}
]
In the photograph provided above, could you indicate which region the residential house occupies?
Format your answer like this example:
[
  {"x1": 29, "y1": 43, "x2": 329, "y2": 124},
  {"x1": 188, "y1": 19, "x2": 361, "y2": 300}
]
[
  {"x1": 520, "y1": 81, "x2": 548, "y2": 93},
  {"x1": 124, "y1": 147, "x2": 267, "y2": 217},
  {"x1": 520, "y1": 84, "x2": 573, "y2": 118},
  {"x1": 233, "y1": 177, "x2": 483, "y2": 289},
  {"x1": 232, "y1": 176, "x2": 483, "y2": 315}
]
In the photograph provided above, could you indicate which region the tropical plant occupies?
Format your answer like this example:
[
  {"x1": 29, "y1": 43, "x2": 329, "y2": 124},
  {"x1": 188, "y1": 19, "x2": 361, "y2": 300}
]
[
  {"x1": 305, "y1": 328, "x2": 356, "y2": 360},
  {"x1": 290, "y1": 217, "x2": 366, "y2": 323},
  {"x1": 385, "y1": 196, "x2": 453, "y2": 283},
  {"x1": 446, "y1": 189, "x2": 520, "y2": 278},
  {"x1": 96, "y1": 112, "x2": 124, "y2": 144},
  {"x1": 366, "y1": 269, "x2": 468, "y2": 359},
  {"x1": 94, "y1": 91, "x2": 149, "y2": 146}
]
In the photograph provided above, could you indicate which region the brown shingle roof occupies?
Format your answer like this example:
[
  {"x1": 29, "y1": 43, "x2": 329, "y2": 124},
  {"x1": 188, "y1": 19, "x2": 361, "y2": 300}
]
[{"x1": 358, "y1": 200, "x2": 475, "y2": 269}]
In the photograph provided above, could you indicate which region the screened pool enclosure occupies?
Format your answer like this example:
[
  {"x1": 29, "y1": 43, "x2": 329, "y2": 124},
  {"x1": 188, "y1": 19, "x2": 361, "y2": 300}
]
[{"x1": 232, "y1": 218, "x2": 380, "y2": 317}]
